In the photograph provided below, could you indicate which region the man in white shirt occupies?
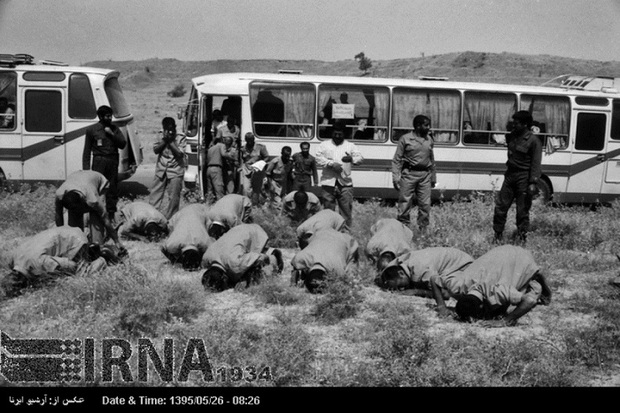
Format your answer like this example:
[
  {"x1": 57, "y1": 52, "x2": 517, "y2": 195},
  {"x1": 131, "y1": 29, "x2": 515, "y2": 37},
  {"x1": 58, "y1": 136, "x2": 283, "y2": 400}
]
[{"x1": 315, "y1": 119, "x2": 363, "y2": 231}]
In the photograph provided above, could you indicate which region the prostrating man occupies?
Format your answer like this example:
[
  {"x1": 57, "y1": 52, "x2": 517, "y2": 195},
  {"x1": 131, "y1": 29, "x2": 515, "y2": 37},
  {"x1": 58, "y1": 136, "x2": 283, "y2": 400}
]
[
  {"x1": 201, "y1": 223, "x2": 283, "y2": 292},
  {"x1": 290, "y1": 228, "x2": 359, "y2": 293},
  {"x1": 315, "y1": 119, "x2": 363, "y2": 232},
  {"x1": 82, "y1": 105, "x2": 127, "y2": 220},
  {"x1": 364, "y1": 218, "x2": 415, "y2": 272},
  {"x1": 282, "y1": 186, "x2": 322, "y2": 224},
  {"x1": 453, "y1": 245, "x2": 552, "y2": 327},
  {"x1": 149, "y1": 117, "x2": 187, "y2": 220},
  {"x1": 117, "y1": 201, "x2": 169, "y2": 242},
  {"x1": 3, "y1": 226, "x2": 113, "y2": 296},
  {"x1": 205, "y1": 193, "x2": 253, "y2": 240},
  {"x1": 295, "y1": 208, "x2": 346, "y2": 250},
  {"x1": 493, "y1": 111, "x2": 542, "y2": 244},
  {"x1": 392, "y1": 114, "x2": 436, "y2": 233},
  {"x1": 291, "y1": 141, "x2": 319, "y2": 191},
  {"x1": 378, "y1": 247, "x2": 475, "y2": 299},
  {"x1": 54, "y1": 170, "x2": 125, "y2": 252},
  {"x1": 161, "y1": 203, "x2": 213, "y2": 270}
]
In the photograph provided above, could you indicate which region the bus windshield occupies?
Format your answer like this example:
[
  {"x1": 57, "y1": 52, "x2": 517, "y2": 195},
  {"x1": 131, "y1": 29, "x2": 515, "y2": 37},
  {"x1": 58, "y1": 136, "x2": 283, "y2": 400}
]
[{"x1": 104, "y1": 76, "x2": 131, "y2": 118}]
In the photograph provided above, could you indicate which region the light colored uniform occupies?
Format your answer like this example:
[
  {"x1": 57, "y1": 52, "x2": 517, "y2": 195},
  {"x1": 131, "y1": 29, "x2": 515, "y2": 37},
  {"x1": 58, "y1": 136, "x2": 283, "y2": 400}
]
[
  {"x1": 9, "y1": 226, "x2": 88, "y2": 276},
  {"x1": 464, "y1": 245, "x2": 542, "y2": 309},
  {"x1": 118, "y1": 201, "x2": 168, "y2": 238},
  {"x1": 55, "y1": 170, "x2": 108, "y2": 244},
  {"x1": 291, "y1": 229, "x2": 359, "y2": 277},
  {"x1": 364, "y1": 218, "x2": 414, "y2": 261},
  {"x1": 201, "y1": 223, "x2": 269, "y2": 284},
  {"x1": 206, "y1": 194, "x2": 252, "y2": 229},
  {"x1": 295, "y1": 209, "x2": 346, "y2": 240},
  {"x1": 282, "y1": 190, "x2": 322, "y2": 222},
  {"x1": 162, "y1": 203, "x2": 213, "y2": 261},
  {"x1": 384, "y1": 247, "x2": 474, "y2": 292}
]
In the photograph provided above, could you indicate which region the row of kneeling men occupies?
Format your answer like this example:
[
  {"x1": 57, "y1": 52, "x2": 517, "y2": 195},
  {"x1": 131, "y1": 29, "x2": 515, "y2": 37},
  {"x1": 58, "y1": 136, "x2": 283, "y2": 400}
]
[{"x1": 4, "y1": 189, "x2": 553, "y2": 328}]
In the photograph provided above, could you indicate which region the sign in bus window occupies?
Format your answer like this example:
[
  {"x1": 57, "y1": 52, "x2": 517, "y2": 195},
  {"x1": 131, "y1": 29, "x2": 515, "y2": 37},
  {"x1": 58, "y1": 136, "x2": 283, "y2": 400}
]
[
  {"x1": 0, "y1": 71, "x2": 17, "y2": 130},
  {"x1": 521, "y1": 94, "x2": 570, "y2": 152},
  {"x1": 250, "y1": 82, "x2": 315, "y2": 138},
  {"x1": 463, "y1": 91, "x2": 516, "y2": 145},
  {"x1": 392, "y1": 88, "x2": 460, "y2": 144},
  {"x1": 318, "y1": 85, "x2": 389, "y2": 142}
]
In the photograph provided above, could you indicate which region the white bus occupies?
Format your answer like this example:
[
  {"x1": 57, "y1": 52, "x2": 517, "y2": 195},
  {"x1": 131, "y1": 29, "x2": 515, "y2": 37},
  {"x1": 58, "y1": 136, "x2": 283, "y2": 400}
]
[
  {"x1": 179, "y1": 71, "x2": 620, "y2": 204},
  {"x1": 0, "y1": 54, "x2": 142, "y2": 187}
]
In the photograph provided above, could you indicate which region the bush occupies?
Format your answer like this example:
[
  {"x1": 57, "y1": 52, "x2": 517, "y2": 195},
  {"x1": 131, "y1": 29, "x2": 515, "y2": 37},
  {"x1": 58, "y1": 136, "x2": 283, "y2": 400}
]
[
  {"x1": 167, "y1": 84, "x2": 186, "y2": 98},
  {"x1": 313, "y1": 270, "x2": 364, "y2": 324}
]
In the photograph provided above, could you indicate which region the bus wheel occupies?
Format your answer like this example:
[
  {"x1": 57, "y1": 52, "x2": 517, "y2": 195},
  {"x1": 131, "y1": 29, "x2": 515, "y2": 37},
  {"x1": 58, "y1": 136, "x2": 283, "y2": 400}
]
[{"x1": 533, "y1": 179, "x2": 552, "y2": 206}]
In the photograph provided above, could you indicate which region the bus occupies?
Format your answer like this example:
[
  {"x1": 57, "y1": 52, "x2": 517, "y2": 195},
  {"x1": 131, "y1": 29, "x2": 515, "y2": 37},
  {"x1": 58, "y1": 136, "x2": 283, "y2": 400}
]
[
  {"x1": 179, "y1": 70, "x2": 620, "y2": 204},
  {"x1": 0, "y1": 53, "x2": 142, "y2": 187}
]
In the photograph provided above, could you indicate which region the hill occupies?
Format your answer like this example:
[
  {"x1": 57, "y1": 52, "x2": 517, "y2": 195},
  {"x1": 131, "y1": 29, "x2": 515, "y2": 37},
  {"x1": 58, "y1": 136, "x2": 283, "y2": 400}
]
[{"x1": 87, "y1": 51, "x2": 620, "y2": 88}]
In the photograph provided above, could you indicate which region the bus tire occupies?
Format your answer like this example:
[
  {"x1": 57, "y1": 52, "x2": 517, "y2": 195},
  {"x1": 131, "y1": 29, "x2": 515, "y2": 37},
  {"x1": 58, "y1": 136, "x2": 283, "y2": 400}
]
[{"x1": 533, "y1": 179, "x2": 552, "y2": 206}]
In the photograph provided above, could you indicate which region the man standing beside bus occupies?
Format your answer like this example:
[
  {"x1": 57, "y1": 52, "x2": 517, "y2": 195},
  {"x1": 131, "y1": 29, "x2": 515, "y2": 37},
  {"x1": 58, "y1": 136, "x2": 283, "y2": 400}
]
[
  {"x1": 392, "y1": 115, "x2": 436, "y2": 233},
  {"x1": 82, "y1": 105, "x2": 126, "y2": 221},
  {"x1": 315, "y1": 119, "x2": 363, "y2": 232},
  {"x1": 239, "y1": 132, "x2": 269, "y2": 198},
  {"x1": 493, "y1": 111, "x2": 542, "y2": 244},
  {"x1": 149, "y1": 117, "x2": 187, "y2": 220}
]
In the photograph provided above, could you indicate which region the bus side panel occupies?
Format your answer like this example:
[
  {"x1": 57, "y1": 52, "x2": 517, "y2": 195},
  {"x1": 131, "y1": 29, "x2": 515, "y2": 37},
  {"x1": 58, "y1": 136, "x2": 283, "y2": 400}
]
[{"x1": 0, "y1": 128, "x2": 23, "y2": 181}]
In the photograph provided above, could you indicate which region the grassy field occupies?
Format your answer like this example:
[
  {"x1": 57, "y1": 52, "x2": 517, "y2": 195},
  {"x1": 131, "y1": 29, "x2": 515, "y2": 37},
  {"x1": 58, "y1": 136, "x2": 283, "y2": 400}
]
[{"x1": 1, "y1": 184, "x2": 620, "y2": 387}]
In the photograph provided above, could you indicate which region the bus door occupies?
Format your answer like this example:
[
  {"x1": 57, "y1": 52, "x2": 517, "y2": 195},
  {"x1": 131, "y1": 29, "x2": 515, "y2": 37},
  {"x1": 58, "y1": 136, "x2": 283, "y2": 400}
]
[
  {"x1": 600, "y1": 99, "x2": 620, "y2": 202},
  {"x1": 21, "y1": 87, "x2": 66, "y2": 181},
  {"x1": 566, "y1": 110, "x2": 608, "y2": 203}
]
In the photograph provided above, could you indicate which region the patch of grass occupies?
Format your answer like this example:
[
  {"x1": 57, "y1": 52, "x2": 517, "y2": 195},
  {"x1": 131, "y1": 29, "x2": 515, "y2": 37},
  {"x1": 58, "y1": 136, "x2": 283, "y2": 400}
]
[
  {"x1": 312, "y1": 270, "x2": 364, "y2": 325},
  {"x1": 251, "y1": 204, "x2": 298, "y2": 248},
  {"x1": 0, "y1": 183, "x2": 56, "y2": 233}
]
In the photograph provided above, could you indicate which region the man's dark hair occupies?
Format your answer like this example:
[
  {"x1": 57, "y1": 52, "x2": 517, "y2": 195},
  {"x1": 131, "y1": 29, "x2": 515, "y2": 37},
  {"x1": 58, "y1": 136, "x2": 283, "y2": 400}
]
[
  {"x1": 144, "y1": 222, "x2": 166, "y2": 241},
  {"x1": 181, "y1": 248, "x2": 201, "y2": 270},
  {"x1": 293, "y1": 187, "x2": 309, "y2": 206},
  {"x1": 413, "y1": 114, "x2": 431, "y2": 128},
  {"x1": 162, "y1": 116, "x2": 176, "y2": 130},
  {"x1": 305, "y1": 268, "x2": 326, "y2": 293},
  {"x1": 300, "y1": 141, "x2": 310, "y2": 149},
  {"x1": 377, "y1": 251, "x2": 396, "y2": 272},
  {"x1": 202, "y1": 267, "x2": 228, "y2": 292},
  {"x1": 455, "y1": 295, "x2": 484, "y2": 322},
  {"x1": 282, "y1": 146, "x2": 292, "y2": 155},
  {"x1": 97, "y1": 105, "x2": 113, "y2": 118},
  {"x1": 208, "y1": 222, "x2": 228, "y2": 240},
  {"x1": 61, "y1": 191, "x2": 84, "y2": 210},
  {"x1": 332, "y1": 118, "x2": 347, "y2": 132},
  {"x1": 512, "y1": 110, "x2": 533, "y2": 127}
]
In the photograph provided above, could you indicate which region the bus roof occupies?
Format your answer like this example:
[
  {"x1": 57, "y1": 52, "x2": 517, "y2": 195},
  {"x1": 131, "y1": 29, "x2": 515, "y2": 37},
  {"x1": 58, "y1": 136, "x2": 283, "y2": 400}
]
[{"x1": 191, "y1": 72, "x2": 620, "y2": 98}]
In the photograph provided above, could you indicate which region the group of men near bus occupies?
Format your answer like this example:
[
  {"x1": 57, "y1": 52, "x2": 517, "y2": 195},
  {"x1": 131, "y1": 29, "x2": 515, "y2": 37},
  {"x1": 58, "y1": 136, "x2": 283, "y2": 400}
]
[{"x1": 3, "y1": 105, "x2": 557, "y2": 327}]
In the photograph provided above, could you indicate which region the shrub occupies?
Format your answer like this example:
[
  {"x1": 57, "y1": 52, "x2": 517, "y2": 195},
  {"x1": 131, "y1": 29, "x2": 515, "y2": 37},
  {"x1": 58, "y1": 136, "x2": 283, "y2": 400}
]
[
  {"x1": 167, "y1": 84, "x2": 186, "y2": 98},
  {"x1": 312, "y1": 270, "x2": 364, "y2": 324}
]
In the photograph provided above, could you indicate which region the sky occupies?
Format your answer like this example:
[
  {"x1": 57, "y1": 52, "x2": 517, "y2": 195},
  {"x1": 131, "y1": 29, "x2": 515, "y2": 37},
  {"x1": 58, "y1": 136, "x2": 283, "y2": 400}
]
[{"x1": 1, "y1": 0, "x2": 619, "y2": 65}]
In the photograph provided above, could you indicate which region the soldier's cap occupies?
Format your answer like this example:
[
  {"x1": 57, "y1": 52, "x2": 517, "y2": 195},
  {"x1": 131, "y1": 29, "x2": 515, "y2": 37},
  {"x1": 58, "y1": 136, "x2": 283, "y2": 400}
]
[
  {"x1": 310, "y1": 263, "x2": 326, "y2": 273},
  {"x1": 181, "y1": 245, "x2": 199, "y2": 254}
]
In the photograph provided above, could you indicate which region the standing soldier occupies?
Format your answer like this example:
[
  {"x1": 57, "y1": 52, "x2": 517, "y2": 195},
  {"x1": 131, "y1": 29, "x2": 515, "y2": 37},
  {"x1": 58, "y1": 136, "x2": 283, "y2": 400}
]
[
  {"x1": 291, "y1": 141, "x2": 319, "y2": 191},
  {"x1": 493, "y1": 111, "x2": 542, "y2": 244},
  {"x1": 392, "y1": 114, "x2": 436, "y2": 233},
  {"x1": 315, "y1": 119, "x2": 363, "y2": 232},
  {"x1": 82, "y1": 105, "x2": 126, "y2": 221},
  {"x1": 149, "y1": 117, "x2": 187, "y2": 220},
  {"x1": 205, "y1": 135, "x2": 238, "y2": 202},
  {"x1": 265, "y1": 146, "x2": 294, "y2": 210},
  {"x1": 239, "y1": 132, "x2": 269, "y2": 198}
]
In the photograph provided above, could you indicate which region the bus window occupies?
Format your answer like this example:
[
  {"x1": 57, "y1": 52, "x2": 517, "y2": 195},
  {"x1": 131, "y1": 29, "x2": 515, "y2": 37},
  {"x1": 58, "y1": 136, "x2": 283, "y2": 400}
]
[
  {"x1": 521, "y1": 94, "x2": 570, "y2": 151},
  {"x1": 392, "y1": 88, "x2": 460, "y2": 144},
  {"x1": 69, "y1": 73, "x2": 97, "y2": 119},
  {"x1": 25, "y1": 90, "x2": 62, "y2": 132},
  {"x1": 611, "y1": 99, "x2": 620, "y2": 141},
  {"x1": 0, "y1": 71, "x2": 17, "y2": 130},
  {"x1": 463, "y1": 92, "x2": 516, "y2": 145},
  {"x1": 104, "y1": 76, "x2": 131, "y2": 118},
  {"x1": 318, "y1": 84, "x2": 388, "y2": 142},
  {"x1": 575, "y1": 113, "x2": 606, "y2": 151},
  {"x1": 250, "y1": 82, "x2": 315, "y2": 138}
]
